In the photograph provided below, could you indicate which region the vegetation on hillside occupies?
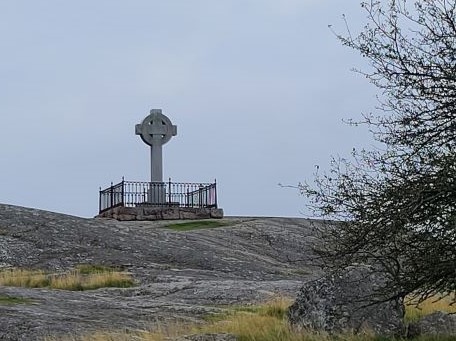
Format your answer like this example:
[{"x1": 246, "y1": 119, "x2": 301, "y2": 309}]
[
  {"x1": 301, "y1": 0, "x2": 456, "y2": 304},
  {"x1": 405, "y1": 293, "x2": 456, "y2": 322},
  {"x1": 0, "y1": 265, "x2": 134, "y2": 291},
  {"x1": 44, "y1": 296, "x2": 456, "y2": 341}
]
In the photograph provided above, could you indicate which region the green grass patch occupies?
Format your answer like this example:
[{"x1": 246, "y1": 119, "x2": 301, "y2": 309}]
[
  {"x1": 0, "y1": 266, "x2": 134, "y2": 291},
  {"x1": 0, "y1": 295, "x2": 33, "y2": 305},
  {"x1": 165, "y1": 220, "x2": 228, "y2": 231}
]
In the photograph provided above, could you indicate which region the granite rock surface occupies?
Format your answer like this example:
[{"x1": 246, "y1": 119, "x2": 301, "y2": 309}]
[
  {"x1": 287, "y1": 264, "x2": 405, "y2": 337},
  {"x1": 0, "y1": 204, "x2": 319, "y2": 340}
]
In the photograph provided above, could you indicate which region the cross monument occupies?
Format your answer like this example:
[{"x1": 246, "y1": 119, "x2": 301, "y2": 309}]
[{"x1": 135, "y1": 109, "x2": 177, "y2": 203}]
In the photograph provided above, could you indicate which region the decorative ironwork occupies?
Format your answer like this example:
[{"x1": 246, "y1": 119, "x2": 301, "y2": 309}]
[{"x1": 99, "y1": 178, "x2": 218, "y2": 213}]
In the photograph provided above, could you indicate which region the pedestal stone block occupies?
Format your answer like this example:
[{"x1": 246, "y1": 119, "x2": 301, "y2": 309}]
[{"x1": 97, "y1": 207, "x2": 224, "y2": 221}]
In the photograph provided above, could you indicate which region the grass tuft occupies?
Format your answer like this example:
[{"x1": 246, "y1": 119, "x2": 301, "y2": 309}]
[
  {"x1": 0, "y1": 266, "x2": 134, "y2": 291},
  {"x1": 219, "y1": 296, "x2": 292, "y2": 320},
  {"x1": 165, "y1": 220, "x2": 228, "y2": 231},
  {"x1": 0, "y1": 269, "x2": 50, "y2": 288}
]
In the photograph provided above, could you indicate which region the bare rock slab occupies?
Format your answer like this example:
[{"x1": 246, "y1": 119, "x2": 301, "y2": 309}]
[
  {"x1": 287, "y1": 264, "x2": 405, "y2": 337},
  {"x1": 0, "y1": 204, "x2": 320, "y2": 340}
]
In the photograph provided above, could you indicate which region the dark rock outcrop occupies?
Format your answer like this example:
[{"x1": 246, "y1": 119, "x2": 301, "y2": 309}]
[
  {"x1": 287, "y1": 264, "x2": 405, "y2": 337},
  {"x1": 408, "y1": 311, "x2": 456, "y2": 338}
]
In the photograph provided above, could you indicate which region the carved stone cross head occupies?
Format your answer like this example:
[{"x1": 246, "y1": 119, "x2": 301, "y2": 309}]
[{"x1": 135, "y1": 109, "x2": 177, "y2": 147}]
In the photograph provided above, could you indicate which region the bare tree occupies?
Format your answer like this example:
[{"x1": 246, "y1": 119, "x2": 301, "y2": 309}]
[{"x1": 301, "y1": 0, "x2": 455, "y2": 303}]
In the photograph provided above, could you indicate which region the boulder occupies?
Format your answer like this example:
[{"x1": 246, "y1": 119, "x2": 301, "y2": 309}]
[
  {"x1": 408, "y1": 311, "x2": 456, "y2": 338},
  {"x1": 287, "y1": 264, "x2": 405, "y2": 337}
]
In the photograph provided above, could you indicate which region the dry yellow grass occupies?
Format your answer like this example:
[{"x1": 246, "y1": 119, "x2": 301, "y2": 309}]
[
  {"x1": 45, "y1": 297, "x2": 372, "y2": 341},
  {"x1": 45, "y1": 294, "x2": 456, "y2": 341},
  {"x1": 201, "y1": 313, "x2": 316, "y2": 341},
  {"x1": 45, "y1": 323, "x2": 193, "y2": 341},
  {"x1": 0, "y1": 269, "x2": 49, "y2": 288},
  {"x1": 405, "y1": 293, "x2": 456, "y2": 322},
  {"x1": 0, "y1": 267, "x2": 134, "y2": 291}
]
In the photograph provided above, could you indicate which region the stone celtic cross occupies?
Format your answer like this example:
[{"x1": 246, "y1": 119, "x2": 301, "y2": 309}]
[{"x1": 135, "y1": 109, "x2": 177, "y2": 183}]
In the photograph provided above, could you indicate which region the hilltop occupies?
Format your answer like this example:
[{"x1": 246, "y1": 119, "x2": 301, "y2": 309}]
[{"x1": 0, "y1": 204, "x2": 319, "y2": 340}]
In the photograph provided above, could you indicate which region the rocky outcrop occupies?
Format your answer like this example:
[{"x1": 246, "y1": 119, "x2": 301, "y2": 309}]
[
  {"x1": 287, "y1": 264, "x2": 405, "y2": 337},
  {"x1": 0, "y1": 204, "x2": 319, "y2": 340},
  {"x1": 408, "y1": 311, "x2": 456, "y2": 338}
]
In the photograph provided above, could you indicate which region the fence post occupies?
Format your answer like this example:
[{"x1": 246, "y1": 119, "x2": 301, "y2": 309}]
[
  {"x1": 168, "y1": 178, "x2": 172, "y2": 205},
  {"x1": 198, "y1": 184, "x2": 203, "y2": 208},
  {"x1": 214, "y1": 179, "x2": 218, "y2": 208},
  {"x1": 109, "y1": 182, "x2": 114, "y2": 210},
  {"x1": 99, "y1": 187, "x2": 102, "y2": 213},
  {"x1": 121, "y1": 177, "x2": 125, "y2": 207}
]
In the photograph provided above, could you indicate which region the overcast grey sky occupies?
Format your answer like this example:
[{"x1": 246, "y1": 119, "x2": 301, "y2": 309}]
[{"x1": 1, "y1": 1, "x2": 378, "y2": 218}]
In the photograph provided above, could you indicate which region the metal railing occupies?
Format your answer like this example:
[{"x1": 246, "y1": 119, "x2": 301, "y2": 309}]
[{"x1": 99, "y1": 178, "x2": 218, "y2": 213}]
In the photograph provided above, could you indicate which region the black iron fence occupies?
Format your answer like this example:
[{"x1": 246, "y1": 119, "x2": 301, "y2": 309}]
[{"x1": 99, "y1": 178, "x2": 218, "y2": 213}]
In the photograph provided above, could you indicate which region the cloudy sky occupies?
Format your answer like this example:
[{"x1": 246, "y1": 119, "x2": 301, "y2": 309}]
[{"x1": 1, "y1": 1, "x2": 378, "y2": 218}]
